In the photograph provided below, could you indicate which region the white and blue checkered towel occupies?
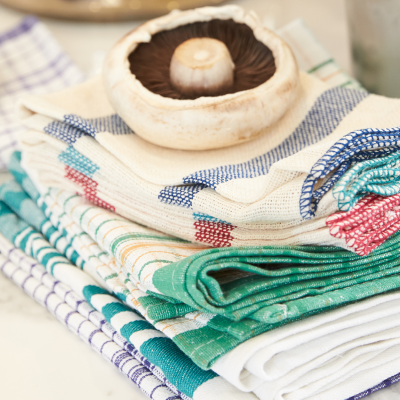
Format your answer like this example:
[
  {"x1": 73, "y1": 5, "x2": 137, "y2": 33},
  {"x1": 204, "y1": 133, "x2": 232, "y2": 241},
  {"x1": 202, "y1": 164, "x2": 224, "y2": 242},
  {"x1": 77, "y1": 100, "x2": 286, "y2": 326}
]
[{"x1": 0, "y1": 16, "x2": 84, "y2": 170}]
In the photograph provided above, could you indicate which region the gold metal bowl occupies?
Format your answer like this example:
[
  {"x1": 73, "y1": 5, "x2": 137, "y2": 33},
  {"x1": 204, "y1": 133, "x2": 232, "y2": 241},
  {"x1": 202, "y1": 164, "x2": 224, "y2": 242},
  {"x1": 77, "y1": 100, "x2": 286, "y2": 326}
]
[{"x1": 0, "y1": 0, "x2": 226, "y2": 22}]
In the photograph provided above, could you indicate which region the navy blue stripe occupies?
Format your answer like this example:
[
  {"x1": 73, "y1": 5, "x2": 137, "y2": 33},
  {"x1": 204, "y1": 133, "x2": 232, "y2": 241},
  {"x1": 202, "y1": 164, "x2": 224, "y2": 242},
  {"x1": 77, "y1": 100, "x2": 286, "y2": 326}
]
[{"x1": 159, "y1": 87, "x2": 368, "y2": 208}]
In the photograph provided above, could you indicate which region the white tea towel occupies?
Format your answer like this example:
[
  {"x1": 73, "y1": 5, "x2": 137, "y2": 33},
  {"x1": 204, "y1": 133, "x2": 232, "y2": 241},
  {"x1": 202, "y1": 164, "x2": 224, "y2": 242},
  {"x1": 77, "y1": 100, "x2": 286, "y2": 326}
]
[{"x1": 0, "y1": 16, "x2": 84, "y2": 170}]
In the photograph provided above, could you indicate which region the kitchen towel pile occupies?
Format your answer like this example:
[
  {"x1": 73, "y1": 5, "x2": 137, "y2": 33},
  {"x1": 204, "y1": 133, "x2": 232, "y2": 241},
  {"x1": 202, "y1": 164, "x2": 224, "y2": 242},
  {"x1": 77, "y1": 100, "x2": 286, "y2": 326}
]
[
  {"x1": 0, "y1": 154, "x2": 254, "y2": 400},
  {"x1": 17, "y1": 55, "x2": 400, "y2": 256},
  {"x1": 4, "y1": 153, "x2": 400, "y2": 400},
  {"x1": 0, "y1": 16, "x2": 84, "y2": 170},
  {"x1": 0, "y1": 237, "x2": 186, "y2": 400},
  {"x1": 4, "y1": 14, "x2": 400, "y2": 400}
]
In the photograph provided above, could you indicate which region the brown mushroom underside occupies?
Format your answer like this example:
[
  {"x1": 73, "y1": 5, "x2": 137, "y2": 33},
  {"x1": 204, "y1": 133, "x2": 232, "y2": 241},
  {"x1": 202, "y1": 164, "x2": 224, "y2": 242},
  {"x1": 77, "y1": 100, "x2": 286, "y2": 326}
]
[{"x1": 129, "y1": 19, "x2": 276, "y2": 100}]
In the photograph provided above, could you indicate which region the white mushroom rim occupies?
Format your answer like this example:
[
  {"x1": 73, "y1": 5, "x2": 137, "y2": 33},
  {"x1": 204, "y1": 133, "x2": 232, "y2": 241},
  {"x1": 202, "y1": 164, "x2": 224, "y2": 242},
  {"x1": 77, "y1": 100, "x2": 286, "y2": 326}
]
[
  {"x1": 103, "y1": 5, "x2": 299, "y2": 111},
  {"x1": 103, "y1": 5, "x2": 299, "y2": 150}
]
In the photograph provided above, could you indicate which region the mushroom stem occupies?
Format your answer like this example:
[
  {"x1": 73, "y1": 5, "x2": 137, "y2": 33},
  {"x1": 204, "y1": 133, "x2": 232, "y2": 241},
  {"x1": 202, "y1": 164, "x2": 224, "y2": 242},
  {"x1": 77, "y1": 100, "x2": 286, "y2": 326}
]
[{"x1": 170, "y1": 37, "x2": 235, "y2": 98}]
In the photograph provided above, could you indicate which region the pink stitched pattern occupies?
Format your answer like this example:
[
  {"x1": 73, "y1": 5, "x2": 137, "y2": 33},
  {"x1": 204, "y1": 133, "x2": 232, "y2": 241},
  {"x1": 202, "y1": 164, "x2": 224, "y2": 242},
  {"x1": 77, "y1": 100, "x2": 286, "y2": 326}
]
[
  {"x1": 65, "y1": 166, "x2": 116, "y2": 212},
  {"x1": 194, "y1": 220, "x2": 236, "y2": 247},
  {"x1": 327, "y1": 193, "x2": 400, "y2": 255}
]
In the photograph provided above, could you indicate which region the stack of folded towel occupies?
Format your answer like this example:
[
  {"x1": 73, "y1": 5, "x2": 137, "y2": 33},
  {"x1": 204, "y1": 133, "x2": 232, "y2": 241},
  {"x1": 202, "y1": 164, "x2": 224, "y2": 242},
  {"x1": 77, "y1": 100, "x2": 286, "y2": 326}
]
[
  {"x1": 17, "y1": 60, "x2": 400, "y2": 256},
  {"x1": 3, "y1": 11, "x2": 400, "y2": 400}
]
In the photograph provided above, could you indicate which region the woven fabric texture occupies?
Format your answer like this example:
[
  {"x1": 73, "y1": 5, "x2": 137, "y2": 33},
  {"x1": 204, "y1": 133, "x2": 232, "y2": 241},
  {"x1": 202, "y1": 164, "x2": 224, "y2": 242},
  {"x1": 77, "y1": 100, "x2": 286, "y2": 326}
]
[
  {"x1": 0, "y1": 236, "x2": 185, "y2": 400},
  {"x1": 6, "y1": 152, "x2": 400, "y2": 381},
  {"x1": 1, "y1": 154, "x2": 255, "y2": 399},
  {"x1": 6, "y1": 153, "x2": 400, "y2": 400},
  {"x1": 20, "y1": 17, "x2": 394, "y2": 251},
  {"x1": 0, "y1": 16, "x2": 84, "y2": 170}
]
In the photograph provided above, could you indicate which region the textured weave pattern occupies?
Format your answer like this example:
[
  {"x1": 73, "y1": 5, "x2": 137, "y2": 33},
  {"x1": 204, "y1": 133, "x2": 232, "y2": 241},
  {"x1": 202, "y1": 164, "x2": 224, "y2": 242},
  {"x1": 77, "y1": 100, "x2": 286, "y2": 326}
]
[
  {"x1": 10, "y1": 156, "x2": 400, "y2": 370},
  {"x1": 333, "y1": 149, "x2": 400, "y2": 211},
  {"x1": 159, "y1": 87, "x2": 368, "y2": 208},
  {"x1": 0, "y1": 179, "x2": 85, "y2": 268},
  {"x1": 0, "y1": 201, "x2": 220, "y2": 397},
  {"x1": 0, "y1": 241, "x2": 183, "y2": 400},
  {"x1": 0, "y1": 17, "x2": 83, "y2": 169},
  {"x1": 1, "y1": 158, "x2": 253, "y2": 397},
  {"x1": 44, "y1": 114, "x2": 132, "y2": 145},
  {"x1": 18, "y1": 33, "x2": 381, "y2": 250},
  {"x1": 7, "y1": 158, "x2": 400, "y2": 400},
  {"x1": 300, "y1": 127, "x2": 400, "y2": 219},
  {"x1": 327, "y1": 193, "x2": 400, "y2": 256}
]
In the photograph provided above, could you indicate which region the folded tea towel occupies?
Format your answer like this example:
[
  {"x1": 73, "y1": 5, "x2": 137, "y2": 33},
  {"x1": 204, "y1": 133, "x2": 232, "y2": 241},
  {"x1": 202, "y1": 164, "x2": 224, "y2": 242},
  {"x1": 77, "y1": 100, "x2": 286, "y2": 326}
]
[
  {"x1": 0, "y1": 166, "x2": 255, "y2": 400},
  {"x1": 7, "y1": 166, "x2": 400, "y2": 400},
  {"x1": 213, "y1": 291, "x2": 400, "y2": 393},
  {"x1": 10, "y1": 152, "x2": 400, "y2": 381},
  {"x1": 20, "y1": 19, "x2": 400, "y2": 252},
  {"x1": 42, "y1": 180, "x2": 400, "y2": 327},
  {"x1": 18, "y1": 132, "x2": 341, "y2": 248},
  {"x1": 0, "y1": 16, "x2": 84, "y2": 170},
  {"x1": 18, "y1": 65, "x2": 400, "y2": 248},
  {"x1": 253, "y1": 344, "x2": 400, "y2": 400},
  {"x1": 6, "y1": 213, "x2": 400, "y2": 400},
  {"x1": 0, "y1": 235, "x2": 185, "y2": 400}
]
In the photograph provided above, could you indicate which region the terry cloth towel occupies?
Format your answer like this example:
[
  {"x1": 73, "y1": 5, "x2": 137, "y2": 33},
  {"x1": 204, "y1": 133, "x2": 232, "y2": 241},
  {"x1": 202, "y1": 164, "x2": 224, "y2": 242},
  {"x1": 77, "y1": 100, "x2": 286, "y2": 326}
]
[
  {"x1": 0, "y1": 236, "x2": 186, "y2": 400},
  {"x1": 0, "y1": 156, "x2": 256, "y2": 400},
  {"x1": 6, "y1": 160, "x2": 400, "y2": 400},
  {"x1": 0, "y1": 16, "x2": 84, "y2": 170},
  {"x1": 8, "y1": 152, "x2": 400, "y2": 380},
  {"x1": 17, "y1": 13, "x2": 393, "y2": 251}
]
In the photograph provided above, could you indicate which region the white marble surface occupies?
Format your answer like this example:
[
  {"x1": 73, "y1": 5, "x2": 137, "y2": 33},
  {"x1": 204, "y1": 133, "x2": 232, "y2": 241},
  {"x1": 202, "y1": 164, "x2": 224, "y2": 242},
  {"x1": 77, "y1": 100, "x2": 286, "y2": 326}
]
[
  {"x1": 0, "y1": 272, "x2": 147, "y2": 400},
  {"x1": 0, "y1": 1, "x2": 399, "y2": 399}
]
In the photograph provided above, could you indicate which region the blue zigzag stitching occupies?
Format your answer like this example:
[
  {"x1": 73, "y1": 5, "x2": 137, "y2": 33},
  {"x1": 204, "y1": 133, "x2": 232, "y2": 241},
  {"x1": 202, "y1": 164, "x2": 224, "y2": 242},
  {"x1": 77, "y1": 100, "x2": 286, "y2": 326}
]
[
  {"x1": 58, "y1": 147, "x2": 99, "y2": 178},
  {"x1": 181, "y1": 87, "x2": 368, "y2": 189},
  {"x1": 300, "y1": 126, "x2": 400, "y2": 219},
  {"x1": 158, "y1": 86, "x2": 368, "y2": 208},
  {"x1": 44, "y1": 114, "x2": 133, "y2": 146}
]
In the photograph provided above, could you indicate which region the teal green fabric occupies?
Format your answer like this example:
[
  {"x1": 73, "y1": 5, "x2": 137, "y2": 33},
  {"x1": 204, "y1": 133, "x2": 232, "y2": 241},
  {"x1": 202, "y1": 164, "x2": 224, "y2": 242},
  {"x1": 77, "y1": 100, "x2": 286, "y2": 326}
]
[
  {"x1": 0, "y1": 179, "x2": 47, "y2": 231},
  {"x1": 152, "y1": 236, "x2": 400, "y2": 323},
  {"x1": 8, "y1": 152, "x2": 40, "y2": 201},
  {"x1": 0, "y1": 178, "x2": 84, "y2": 269},
  {"x1": 333, "y1": 149, "x2": 400, "y2": 211},
  {"x1": 8, "y1": 151, "x2": 400, "y2": 370},
  {"x1": 0, "y1": 169, "x2": 218, "y2": 392}
]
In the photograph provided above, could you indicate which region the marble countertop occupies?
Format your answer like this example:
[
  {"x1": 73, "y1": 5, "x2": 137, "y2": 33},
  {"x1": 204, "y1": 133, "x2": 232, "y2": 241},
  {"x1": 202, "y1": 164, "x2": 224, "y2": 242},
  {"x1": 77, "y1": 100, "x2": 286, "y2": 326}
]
[{"x1": 0, "y1": 1, "x2": 399, "y2": 399}]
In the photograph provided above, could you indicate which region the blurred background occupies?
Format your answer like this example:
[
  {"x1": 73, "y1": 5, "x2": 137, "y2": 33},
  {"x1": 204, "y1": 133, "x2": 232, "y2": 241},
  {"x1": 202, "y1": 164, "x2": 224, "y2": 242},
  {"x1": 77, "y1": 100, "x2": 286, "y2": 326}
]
[
  {"x1": 0, "y1": 0, "x2": 352, "y2": 83},
  {"x1": 5, "y1": 0, "x2": 399, "y2": 97}
]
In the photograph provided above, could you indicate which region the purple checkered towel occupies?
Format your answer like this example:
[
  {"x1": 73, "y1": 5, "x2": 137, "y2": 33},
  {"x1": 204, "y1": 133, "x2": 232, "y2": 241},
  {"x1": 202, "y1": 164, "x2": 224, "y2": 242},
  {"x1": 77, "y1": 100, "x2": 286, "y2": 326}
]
[{"x1": 0, "y1": 16, "x2": 84, "y2": 170}]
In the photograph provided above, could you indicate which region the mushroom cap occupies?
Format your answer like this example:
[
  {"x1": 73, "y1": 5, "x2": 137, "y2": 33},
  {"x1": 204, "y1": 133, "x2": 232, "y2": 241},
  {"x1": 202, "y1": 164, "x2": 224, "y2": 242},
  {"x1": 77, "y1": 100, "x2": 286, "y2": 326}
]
[{"x1": 103, "y1": 5, "x2": 300, "y2": 151}]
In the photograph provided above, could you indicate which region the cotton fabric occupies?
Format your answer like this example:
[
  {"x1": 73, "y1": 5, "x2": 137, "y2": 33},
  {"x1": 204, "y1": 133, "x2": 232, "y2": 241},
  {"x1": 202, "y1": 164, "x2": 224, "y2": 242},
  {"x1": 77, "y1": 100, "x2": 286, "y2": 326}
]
[
  {"x1": 0, "y1": 236, "x2": 185, "y2": 400},
  {"x1": 5, "y1": 154, "x2": 400, "y2": 399},
  {"x1": 0, "y1": 16, "x2": 83, "y2": 169},
  {"x1": 1, "y1": 155, "x2": 255, "y2": 400}
]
